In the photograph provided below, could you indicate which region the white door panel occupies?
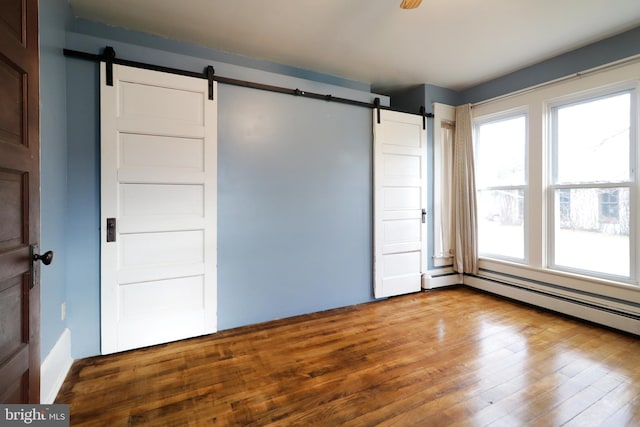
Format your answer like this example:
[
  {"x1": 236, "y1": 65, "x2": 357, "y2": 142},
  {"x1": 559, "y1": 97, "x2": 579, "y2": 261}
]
[
  {"x1": 374, "y1": 110, "x2": 427, "y2": 298},
  {"x1": 117, "y1": 264, "x2": 205, "y2": 286},
  {"x1": 118, "y1": 133, "x2": 205, "y2": 172},
  {"x1": 384, "y1": 219, "x2": 421, "y2": 243},
  {"x1": 100, "y1": 63, "x2": 217, "y2": 354},
  {"x1": 119, "y1": 184, "x2": 205, "y2": 217},
  {"x1": 376, "y1": 120, "x2": 423, "y2": 148},
  {"x1": 383, "y1": 251, "x2": 421, "y2": 276},
  {"x1": 384, "y1": 153, "x2": 421, "y2": 176},
  {"x1": 117, "y1": 82, "x2": 205, "y2": 124},
  {"x1": 383, "y1": 187, "x2": 421, "y2": 210}
]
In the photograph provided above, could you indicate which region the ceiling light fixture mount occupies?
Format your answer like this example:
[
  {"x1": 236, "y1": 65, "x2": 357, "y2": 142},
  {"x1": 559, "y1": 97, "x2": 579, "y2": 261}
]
[{"x1": 400, "y1": 0, "x2": 423, "y2": 9}]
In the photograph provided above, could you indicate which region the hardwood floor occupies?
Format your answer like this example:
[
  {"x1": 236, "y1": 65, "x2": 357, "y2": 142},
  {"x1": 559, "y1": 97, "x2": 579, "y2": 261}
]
[{"x1": 56, "y1": 288, "x2": 640, "y2": 426}]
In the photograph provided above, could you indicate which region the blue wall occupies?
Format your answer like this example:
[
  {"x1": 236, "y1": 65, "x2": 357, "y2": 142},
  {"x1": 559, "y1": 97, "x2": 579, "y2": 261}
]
[
  {"x1": 63, "y1": 23, "x2": 386, "y2": 358},
  {"x1": 39, "y1": 0, "x2": 72, "y2": 359},
  {"x1": 218, "y1": 86, "x2": 373, "y2": 328},
  {"x1": 64, "y1": 58, "x2": 101, "y2": 358}
]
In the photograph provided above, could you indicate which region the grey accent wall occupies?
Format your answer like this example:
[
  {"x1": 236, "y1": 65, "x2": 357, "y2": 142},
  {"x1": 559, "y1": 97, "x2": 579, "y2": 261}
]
[
  {"x1": 390, "y1": 85, "x2": 427, "y2": 113},
  {"x1": 390, "y1": 84, "x2": 460, "y2": 114}
]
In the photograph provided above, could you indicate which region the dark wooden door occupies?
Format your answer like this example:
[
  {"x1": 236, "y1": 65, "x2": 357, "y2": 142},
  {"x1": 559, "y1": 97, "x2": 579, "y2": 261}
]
[{"x1": 0, "y1": 0, "x2": 41, "y2": 403}]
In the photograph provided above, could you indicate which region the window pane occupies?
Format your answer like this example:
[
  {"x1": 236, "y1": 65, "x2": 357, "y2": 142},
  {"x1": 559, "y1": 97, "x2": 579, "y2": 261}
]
[
  {"x1": 553, "y1": 187, "x2": 630, "y2": 277},
  {"x1": 476, "y1": 116, "x2": 526, "y2": 188},
  {"x1": 556, "y1": 93, "x2": 630, "y2": 184},
  {"x1": 478, "y1": 189, "x2": 525, "y2": 259}
]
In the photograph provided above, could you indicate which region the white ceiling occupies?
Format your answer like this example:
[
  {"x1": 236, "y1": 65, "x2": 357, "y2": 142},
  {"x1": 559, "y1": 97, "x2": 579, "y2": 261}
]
[{"x1": 68, "y1": 0, "x2": 640, "y2": 93}]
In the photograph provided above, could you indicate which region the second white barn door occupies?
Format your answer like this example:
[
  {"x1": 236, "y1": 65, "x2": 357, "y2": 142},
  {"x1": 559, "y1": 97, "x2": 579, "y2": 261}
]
[
  {"x1": 373, "y1": 109, "x2": 427, "y2": 298},
  {"x1": 100, "y1": 63, "x2": 217, "y2": 354}
]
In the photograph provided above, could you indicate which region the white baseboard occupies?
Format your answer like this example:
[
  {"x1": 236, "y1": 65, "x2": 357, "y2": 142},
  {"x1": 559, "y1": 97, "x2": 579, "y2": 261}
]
[
  {"x1": 41, "y1": 328, "x2": 73, "y2": 404},
  {"x1": 422, "y1": 270, "x2": 463, "y2": 289},
  {"x1": 465, "y1": 276, "x2": 640, "y2": 335}
]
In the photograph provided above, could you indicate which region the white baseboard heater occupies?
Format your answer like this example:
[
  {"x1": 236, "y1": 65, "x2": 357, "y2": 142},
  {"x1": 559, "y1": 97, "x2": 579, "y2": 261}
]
[
  {"x1": 464, "y1": 271, "x2": 640, "y2": 336},
  {"x1": 422, "y1": 270, "x2": 463, "y2": 289}
]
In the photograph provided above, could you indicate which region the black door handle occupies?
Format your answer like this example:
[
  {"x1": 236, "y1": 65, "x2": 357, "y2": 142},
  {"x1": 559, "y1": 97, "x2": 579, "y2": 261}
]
[
  {"x1": 106, "y1": 218, "x2": 116, "y2": 242},
  {"x1": 33, "y1": 250, "x2": 54, "y2": 265}
]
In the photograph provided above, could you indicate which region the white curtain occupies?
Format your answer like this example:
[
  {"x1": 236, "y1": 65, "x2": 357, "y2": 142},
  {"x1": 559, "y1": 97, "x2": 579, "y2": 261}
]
[{"x1": 451, "y1": 104, "x2": 478, "y2": 274}]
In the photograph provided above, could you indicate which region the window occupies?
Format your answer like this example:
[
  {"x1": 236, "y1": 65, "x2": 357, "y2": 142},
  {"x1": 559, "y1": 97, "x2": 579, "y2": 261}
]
[
  {"x1": 599, "y1": 189, "x2": 619, "y2": 221},
  {"x1": 558, "y1": 189, "x2": 571, "y2": 227},
  {"x1": 433, "y1": 103, "x2": 456, "y2": 266},
  {"x1": 550, "y1": 91, "x2": 634, "y2": 279},
  {"x1": 474, "y1": 114, "x2": 527, "y2": 261},
  {"x1": 471, "y1": 61, "x2": 640, "y2": 295}
]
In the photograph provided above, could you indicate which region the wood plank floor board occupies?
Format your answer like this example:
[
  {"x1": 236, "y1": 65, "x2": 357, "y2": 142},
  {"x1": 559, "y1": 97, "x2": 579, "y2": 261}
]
[
  {"x1": 338, "y1": 334, "x2": 537, "y2": 425},
  {"x1": 349, "y1": 334, "x2": 565, "y2": 426},
  {"x1": 562, "y1": 381, "x2": 639, "y2": 427},
  {"x1": 529, "y1": 381, "x2": 620, "y2": 427},
  {"x1": 458, "y1": 371, "x2": 569, "y2": 426},
  {"x1": 605, "y1": 394, "x2": 640, "y2": 427},
  {"x1": 56, "y1": 288, "x2": 640, "y2": 426},
  {"x1": 486, "y1": 379, "x2": 588, "y2": 427}
]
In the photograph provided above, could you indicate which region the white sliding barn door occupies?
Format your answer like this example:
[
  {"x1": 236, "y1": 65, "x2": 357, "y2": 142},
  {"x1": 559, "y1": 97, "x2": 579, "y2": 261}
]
[
  {"x1": 373, "y1": 110, "x2": 427, "y2": 298},
  {"x1": 100, "y1": 64, "x2": 217, "y2": 354}
]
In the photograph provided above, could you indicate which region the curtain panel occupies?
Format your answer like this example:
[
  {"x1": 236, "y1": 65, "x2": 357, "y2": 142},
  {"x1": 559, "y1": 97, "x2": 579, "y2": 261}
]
[{"x1": 451, "y1": 104, "x2": 479, "y2": 274}]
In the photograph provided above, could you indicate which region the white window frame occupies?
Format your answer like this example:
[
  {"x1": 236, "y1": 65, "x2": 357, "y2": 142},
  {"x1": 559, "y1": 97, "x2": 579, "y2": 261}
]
[
  {"x1": 433, "y1": 103, "x2": 456, "y2": 267},
  {"x1": 469, "y1": 58, "x2": 640, "y2": 303},
  {"x1": 548, "y1": 87, "x2": 638, "y2": 282},
  {"x1": 473, "y1": 109, "x2": 529, "y2": 263}
]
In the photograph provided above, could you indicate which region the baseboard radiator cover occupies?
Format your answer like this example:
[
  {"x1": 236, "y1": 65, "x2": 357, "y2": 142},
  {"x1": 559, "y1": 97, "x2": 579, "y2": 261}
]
[
  {"x1": 464, "y1": 274, "x2": 640, "y2": 336},
  {"x1": 422, "y1": 270, "x2": 463, "y2": 289}
]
